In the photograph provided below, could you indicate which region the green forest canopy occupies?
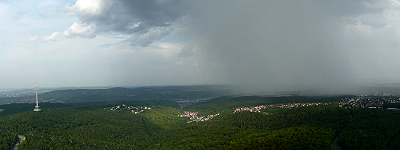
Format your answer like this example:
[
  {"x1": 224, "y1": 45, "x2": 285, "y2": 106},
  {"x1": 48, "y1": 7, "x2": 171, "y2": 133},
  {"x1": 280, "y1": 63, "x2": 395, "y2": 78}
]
[{"x1": 0, "y1": 96, "x2": 398, "y2": 149}]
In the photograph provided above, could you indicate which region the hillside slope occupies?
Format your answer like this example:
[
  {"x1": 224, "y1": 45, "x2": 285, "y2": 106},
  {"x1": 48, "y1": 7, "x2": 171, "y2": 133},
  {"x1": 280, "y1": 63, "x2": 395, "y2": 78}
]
[{"x1": 0, "y1": 96, "x2": 354, "y2": 149}]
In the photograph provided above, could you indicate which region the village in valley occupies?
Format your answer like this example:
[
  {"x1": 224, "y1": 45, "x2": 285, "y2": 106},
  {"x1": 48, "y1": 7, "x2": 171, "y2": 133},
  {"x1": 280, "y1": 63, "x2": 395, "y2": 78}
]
[{"x1": 178, "y1": 111, "x2": 220, "y2": 123}]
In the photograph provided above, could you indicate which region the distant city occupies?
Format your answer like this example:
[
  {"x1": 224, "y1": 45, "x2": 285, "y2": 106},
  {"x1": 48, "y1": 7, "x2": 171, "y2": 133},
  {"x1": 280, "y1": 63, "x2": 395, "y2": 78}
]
[
  {"x1": 0, "y1": 91, "x2": 36, "y2": 97},
  {"x1": 340, "y1": 96, "x2": 400, "y2": 109}
]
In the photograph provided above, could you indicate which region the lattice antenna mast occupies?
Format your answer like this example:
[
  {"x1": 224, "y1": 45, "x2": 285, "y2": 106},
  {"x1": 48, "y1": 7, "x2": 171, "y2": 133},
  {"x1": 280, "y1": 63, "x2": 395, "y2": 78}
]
[{"x1": 34, "y1": 83, "x2": 41, "y2": 111}]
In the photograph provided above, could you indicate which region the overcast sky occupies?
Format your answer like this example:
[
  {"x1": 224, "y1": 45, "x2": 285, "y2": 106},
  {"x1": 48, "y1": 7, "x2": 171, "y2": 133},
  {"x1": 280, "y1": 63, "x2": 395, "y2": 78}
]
[{"x1": 1, "y1": 0, "x2": 400, "y2": 93}]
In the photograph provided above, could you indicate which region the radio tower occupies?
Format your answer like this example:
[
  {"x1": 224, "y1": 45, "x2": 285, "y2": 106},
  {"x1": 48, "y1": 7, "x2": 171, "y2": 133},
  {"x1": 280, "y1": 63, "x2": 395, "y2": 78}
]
[{"x1": 34, "y1": 83, "x2": 41, "y2": 112}]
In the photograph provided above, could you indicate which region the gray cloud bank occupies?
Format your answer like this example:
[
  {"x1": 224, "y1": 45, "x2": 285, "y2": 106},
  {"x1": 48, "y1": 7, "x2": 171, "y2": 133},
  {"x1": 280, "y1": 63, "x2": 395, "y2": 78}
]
[
  {"x1": 63, "y1": 0, "x2": 186, "y2": 46},
  {"x1": 184, "y1": 0, "x2": 400, "y2": 93},
  {"x1": 62, "y1": 0, "x2": 400, "y2": 93}
]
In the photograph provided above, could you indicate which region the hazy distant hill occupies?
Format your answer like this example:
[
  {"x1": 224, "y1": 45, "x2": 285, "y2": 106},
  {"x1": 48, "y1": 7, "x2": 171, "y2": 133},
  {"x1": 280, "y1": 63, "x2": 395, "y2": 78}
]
[
  {"x1": 0, "y1": 85, "x2": 233, "y2": 104},
  {"x1": 41, "y1": 86, "x2": 232, "y2": 103}
]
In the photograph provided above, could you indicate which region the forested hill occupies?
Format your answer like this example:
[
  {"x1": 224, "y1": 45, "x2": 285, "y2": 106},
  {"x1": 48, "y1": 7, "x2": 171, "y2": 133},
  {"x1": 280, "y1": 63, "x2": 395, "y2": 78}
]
[
  {"x1": 0, "y1": 96, "x2": 400, "y2": 149},
  {"x1": 0, "y1": 85, "x2": 232, "y2": 104},
  {"x1": 184, "y1": 95, "x2": 340, "y2": 114},
  {"x1": 0, "y1": 100, "x2": 180, "y2": 116},
  {"x1": 0, "y1": 96, "x2": 346, "y2": 149},
  {"x1": 41, "y1": 86, "x2": 231, "y2": 103}
]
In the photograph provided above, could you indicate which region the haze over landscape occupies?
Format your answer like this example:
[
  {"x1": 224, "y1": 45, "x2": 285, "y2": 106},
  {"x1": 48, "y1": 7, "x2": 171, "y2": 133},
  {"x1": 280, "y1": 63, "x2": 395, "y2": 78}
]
[
  {"x1": 4, "y1": 1, "x2": 400, "y2": 149},
  {"x1": 2, "y1": 0, "x2": 400, "y2": 93}
]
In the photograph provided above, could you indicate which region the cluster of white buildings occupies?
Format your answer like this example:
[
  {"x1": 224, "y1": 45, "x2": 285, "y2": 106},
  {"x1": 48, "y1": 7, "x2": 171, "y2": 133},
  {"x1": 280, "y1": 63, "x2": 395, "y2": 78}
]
[
  {"x1": 105, "y1": 104, "x2": 151, "y2": 114},
  {"x1": 234, "y1": 102, "x2": 331, "y2": 113},
  {"x1": 233, "y1": 105, "x2": 267, "y2": 113},
  {"x1": 178, "y1": 111, "x2": 198, "y2": 118},
  {"x1": 277, "y1": 102, "x2": 329, "y2": 108},
  {"x1": 178, "y1": 111, "x2": 220, "y2": 123}
]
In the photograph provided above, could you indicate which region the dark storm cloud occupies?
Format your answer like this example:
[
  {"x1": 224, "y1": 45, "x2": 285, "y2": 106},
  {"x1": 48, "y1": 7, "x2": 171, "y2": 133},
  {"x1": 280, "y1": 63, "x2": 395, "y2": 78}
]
[
  {"x1": 61, "y1": 0, "x2": 400, "y2": 93},
  {"x1": 63, "y1": 0, "x2": 186, "y2": 47},
  {"x1": 184, "y1": 0, "x2": 391, "y2": 93}
]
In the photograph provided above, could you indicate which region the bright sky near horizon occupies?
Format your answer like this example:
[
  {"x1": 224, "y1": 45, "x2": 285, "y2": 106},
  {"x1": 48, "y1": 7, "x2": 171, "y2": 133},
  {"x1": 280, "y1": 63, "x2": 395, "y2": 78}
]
[{"x1": 2, "y1": 0, "x2": 400, "y2": 93}]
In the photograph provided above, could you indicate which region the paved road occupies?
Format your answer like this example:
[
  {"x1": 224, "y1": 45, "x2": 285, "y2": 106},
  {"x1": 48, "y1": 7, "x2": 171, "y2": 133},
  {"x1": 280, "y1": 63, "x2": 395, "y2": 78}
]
[
  {"x1": 331, "y1": 136, "x2": 341, "y2": 150},
  {"x1": 13, "y1": 135, "x2": 25, "y2": 150}
]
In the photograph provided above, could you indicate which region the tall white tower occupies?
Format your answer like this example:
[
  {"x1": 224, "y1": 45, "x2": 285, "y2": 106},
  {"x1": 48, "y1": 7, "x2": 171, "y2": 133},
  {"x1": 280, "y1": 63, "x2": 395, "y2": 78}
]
[{"x1": 34, "y1": 83, "x2": 41, "y2": 112}]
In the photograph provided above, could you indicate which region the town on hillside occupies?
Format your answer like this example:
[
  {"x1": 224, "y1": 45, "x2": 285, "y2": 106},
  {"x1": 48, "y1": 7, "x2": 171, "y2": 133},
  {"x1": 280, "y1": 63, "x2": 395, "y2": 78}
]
[
  {"x1": 178, "y1": 111, "x2": 220, "y2": 123},
  {"x1": 233, "y1": 102, "x2": 332, "y2": 113},
  {"x1": 104, "y1": 104, "x2": 152, "y2": 114}
]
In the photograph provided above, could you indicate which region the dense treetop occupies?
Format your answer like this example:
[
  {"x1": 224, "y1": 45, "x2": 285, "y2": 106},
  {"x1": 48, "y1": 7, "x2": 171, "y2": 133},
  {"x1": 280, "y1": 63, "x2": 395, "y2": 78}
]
[{"x1": 0, "y1": 95, "x2": 399, "y2": 149}]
